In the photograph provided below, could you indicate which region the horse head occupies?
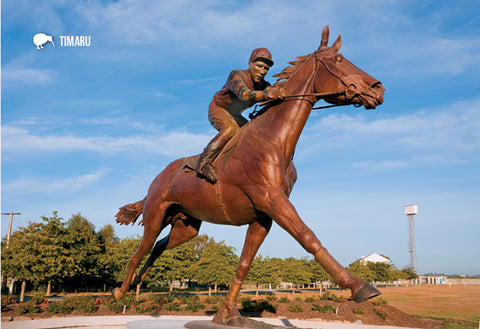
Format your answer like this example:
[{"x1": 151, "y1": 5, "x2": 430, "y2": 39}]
[{"x1": 313, "y1": 25, "x2": 384, "y2": 109}]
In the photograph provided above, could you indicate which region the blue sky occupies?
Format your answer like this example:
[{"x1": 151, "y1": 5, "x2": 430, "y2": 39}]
[{"x1": 2, "y1": 0, "x2": 479, "y2": 275}]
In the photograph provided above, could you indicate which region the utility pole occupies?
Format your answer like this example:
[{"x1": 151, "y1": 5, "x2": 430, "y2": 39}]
[
  {"x1": 2, "y1": 212, "x2": 21, "y2": 248},
  {"x1": 2, "y1": 212, "x2": 21, "y2": 295}
]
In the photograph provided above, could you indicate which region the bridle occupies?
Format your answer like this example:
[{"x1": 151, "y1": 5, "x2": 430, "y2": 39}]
[
  {"x1": 250, "y1": 51, "x2": 363, "y2": 119},
  {"x1": 276, "y1": 51, "x2": 363, "y2": 110}
]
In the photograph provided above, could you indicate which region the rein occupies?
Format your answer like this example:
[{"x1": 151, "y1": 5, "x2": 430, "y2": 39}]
[
  {"x1": 282, "y1": 90, "x2": 348, "y2": 110},
  {"x1": 249, "y1": 90, "x2": 347, "y2": 119},
  {"x1": 250, "y1": 52, "x2": 360, "y2": 119}
]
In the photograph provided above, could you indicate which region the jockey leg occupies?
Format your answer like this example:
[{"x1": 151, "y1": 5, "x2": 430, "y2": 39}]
[{"x1": 196, "y1": 102, "x2": 239, "y2": 183}]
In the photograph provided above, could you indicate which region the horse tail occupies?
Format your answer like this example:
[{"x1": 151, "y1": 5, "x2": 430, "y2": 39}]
[{"x1": 115, "y1": 198, "x2": 146, "y2": 225}]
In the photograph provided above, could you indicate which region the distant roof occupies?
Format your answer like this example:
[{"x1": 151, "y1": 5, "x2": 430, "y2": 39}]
[{"x1": 359, "y1": 253, "x2": 392, "y2": 264}]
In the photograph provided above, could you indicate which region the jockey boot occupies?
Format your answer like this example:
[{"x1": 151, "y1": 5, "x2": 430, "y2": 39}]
[
  {"x1": 198, "y1": 162, "x2": 217, "y2": 184},
  {"x1": 195, "y1": 148, "x2": 218, "y2": 184}
]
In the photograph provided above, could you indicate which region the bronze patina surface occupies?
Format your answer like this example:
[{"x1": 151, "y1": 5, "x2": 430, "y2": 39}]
[{"x1": 113, "y1": 25, "x2": 384, "y2": 327}]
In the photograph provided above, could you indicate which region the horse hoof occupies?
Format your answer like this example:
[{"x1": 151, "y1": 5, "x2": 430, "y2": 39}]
[
  {"x1": 226, "y1": 317, "x2": 243, "y2": 327},
  {"x1": 111, "y1": 287, "x2": 124, "y2": 299},
  {"x1": 352, "y1": 283, "x2": 381, "y2": 303}
]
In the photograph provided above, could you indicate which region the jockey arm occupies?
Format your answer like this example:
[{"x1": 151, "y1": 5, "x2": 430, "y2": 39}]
[{"x1": 227, "y1": 71, "x2": 286, "y2": 103}]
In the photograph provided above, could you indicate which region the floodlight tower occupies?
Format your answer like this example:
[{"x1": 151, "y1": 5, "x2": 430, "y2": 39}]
[{"x1": 404, "y1": 205, "x2": 418, "y2": 272}]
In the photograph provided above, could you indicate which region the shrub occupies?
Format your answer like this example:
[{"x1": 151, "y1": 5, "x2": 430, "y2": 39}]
[
  {"x1": 319, "y1": 290, "x2": 332, "y2": 300},
  {"x1": 265, "y1": 293, "x2": 277, "y2": 301},
  {"x1": 320, "y1": 291, "x2": 346, "y2": 303},
  {"x1": 16, "y1": 301, "x2": 39, "y2": 315},
  {"x1": 177, "y1": 295, "x2": 199, "y2": 304},
  {"x1": 184, "y1": 300, "x2": 206, "y2": 312},
  {"x1": 371, "y1": 298, "x2": 388, "y2": 305},
  {"x1": 353, "y1": 307, "x2": 365, "y2": 315},
  {"x1": 240, "y1": 296, "x2": 252, "y2": 303},
  {"x1": 30, "y1": 291, "x2": 46, "y2": 305},
  {"x1": 46, "y1": 300, "x2": 75, "y2": 315},
  {"x1": 312, "y1": 302, "x2": 336, "y2": 313},
  {"x1": 374, "y1": 307, "x2": 388, "y2": 320},
  {"x1": 1, "y1": 296, "x2": 16, "y2": 311},
  {"x1": 241, "y1": 299, "x2": 277, "y2": 313},
  {"x1": 103, "y1": 296, "x2": 137, "y2": 313},
  {"x1": 163, "y1": 301, "x2": 180, "y2": 312},
  {"x1": 135, "y1": 297, "x2": 159, "y2": 313},
  {"x1": 303, "y1": 296, "x2": 316, "y2": 302},
  {"x1": 69, "y1": 296, "x2": 98, "y2": 314},
  {"x1": 278, "y1": 297, "x2": 290, "y2": 303},
  {"x1": 204, "y1": 295, "x2": 222, "y2": 304},
  {"x1": 287, "y1": 304, "x2": 304, "y2": 313}
]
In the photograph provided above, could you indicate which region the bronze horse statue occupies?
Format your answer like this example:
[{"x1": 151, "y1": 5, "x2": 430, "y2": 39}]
[{"x1": 113, "y1": 25, "x2": 385, "y2": 326}]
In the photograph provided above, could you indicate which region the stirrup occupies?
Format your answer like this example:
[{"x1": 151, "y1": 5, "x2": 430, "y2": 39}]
[{"x1": 198, "y1": 163, "x2": 217, "y2": 183}]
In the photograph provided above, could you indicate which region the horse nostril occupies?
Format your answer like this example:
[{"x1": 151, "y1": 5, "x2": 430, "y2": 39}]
[{"x1": 371, "y1": 81, "x2": 384, "y2": 94}]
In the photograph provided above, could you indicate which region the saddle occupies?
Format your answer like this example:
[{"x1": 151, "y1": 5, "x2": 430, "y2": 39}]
[{"x1": 181, "y1": 154, "x2": 201, "y2": 172}]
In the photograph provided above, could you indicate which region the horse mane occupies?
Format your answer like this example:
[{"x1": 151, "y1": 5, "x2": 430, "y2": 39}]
[
  {"x1": 272, "y1": 54, "x2": 312, "y2": 86},
  {"x1": 249, "y1": 53, "x2": 313, "y2": 119}
]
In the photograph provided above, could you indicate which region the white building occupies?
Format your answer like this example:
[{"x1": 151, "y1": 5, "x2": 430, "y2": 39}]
[{"x1": 358, "y1": 253, "x2": 392, "y2": 264}]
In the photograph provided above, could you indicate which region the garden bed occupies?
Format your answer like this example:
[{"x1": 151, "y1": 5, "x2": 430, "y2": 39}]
[{"x1": 1, "y1": 292, "x2": 440, "y2": 328}]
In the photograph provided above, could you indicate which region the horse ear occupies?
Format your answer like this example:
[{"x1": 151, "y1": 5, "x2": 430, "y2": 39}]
[
  {"x1": 319, "y1": 25, "x2": 330, "y2": 50},
  {"x1": 332, "y1": 35, "x2": 342, "y2": 52}
]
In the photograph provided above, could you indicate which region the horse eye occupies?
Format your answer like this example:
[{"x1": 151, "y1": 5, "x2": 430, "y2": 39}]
[{"x1": 335, "y1": 55, "x2": 343, "y2": 62}]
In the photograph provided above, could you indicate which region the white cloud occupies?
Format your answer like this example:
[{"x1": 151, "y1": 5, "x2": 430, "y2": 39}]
[
  {"x1": 2, "y1": 125, "x2": 211, "y2": 157},
  {"x1": 301, "y1": 98, "x2": 480, "y2": 168},
  {"x1": 317, "y1": 100, "x2": 480, "y2": 148},
  {"x1": 2, "y1": 54, "x2": 57, "y2": 87},
  {"x1": 3, "y1": 67, "x2": 55, "y2": 86},
  {"x1": 3, "y1": 168, "x2": 109, "y2": 194},
  {"x1": 74, "y1": 0, "x2": 480, "y2": 81},
  {"x1": 80, "y1": 117, "x2": 120, "y2": 125}
]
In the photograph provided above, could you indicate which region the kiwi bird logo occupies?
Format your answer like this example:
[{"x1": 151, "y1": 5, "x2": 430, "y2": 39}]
[{"x1": 33, "y1": 33, "x2": 55, "y2": 49}]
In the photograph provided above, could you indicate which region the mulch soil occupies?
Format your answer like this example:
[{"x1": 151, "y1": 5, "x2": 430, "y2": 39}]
[{"x1": 1, "y1": 297, "x2": 442, "y2": 328}]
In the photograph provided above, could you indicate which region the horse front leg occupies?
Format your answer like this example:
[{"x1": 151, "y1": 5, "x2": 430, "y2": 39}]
[
  {"x1": 213, "y1": 216, "x2": 272, "y2": 326},
  {"x1": 251, "y1": 188, "x2": 380, "y2": 303}
]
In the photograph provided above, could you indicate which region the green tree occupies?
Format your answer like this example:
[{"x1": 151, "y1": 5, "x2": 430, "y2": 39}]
[
  {"x1": 190, "y1": 240, "x2": 238, "y2": 290},
  {"x1": 65, "y1": 214, "x2": 102, "y2": 283},
  {"x1": 307, "y1": 258, "x2": 332, "y2": 282},
  {"x1": 346, "y1": 261, "x2": 376, "y2": 282},
  {"x1": 278, "y1": 257, "x2": 313, "y2": 285},
  {"x1": 97, "y1": 224, "x2": 120, "y2": 285},
  {"x1": 400, "y1": 266, "x2": 418, "y2": 279},
  {"x1": 109, "y1": 236, "x2": 143, "y2": 282},
  {"x1": 367, "y1": 262, "x2": 393, "y2": 282},
  {"x1": 246, "y1": 255, "x2": 281, "y2": 296},
  {"x1": 188, "y1": 234, "x2": 215, "y2": 260},
  {"x1": 149, "y1": 242, "x2": 195, "y2": 291},
  {"x1": 1, "y1": 212, "x2": 75, "y2": 297}
]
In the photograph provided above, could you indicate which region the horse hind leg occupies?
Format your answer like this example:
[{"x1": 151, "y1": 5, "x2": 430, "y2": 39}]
[
  {"x1": 112, "y1": 201, "x2": 172, "y2": 299},
  {"x1": 132, "y1": 212, "x2": 202, "y2": 286}
]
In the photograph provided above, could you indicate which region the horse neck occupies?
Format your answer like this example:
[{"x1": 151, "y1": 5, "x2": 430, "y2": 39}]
[{"x1": 255, "y1": 57, "x2": 317, "y2": 161}]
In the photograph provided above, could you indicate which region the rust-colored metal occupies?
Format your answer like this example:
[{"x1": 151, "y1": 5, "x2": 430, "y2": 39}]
[{"x1": 113, "y1": 26, "x2": 384, "y2": 327}]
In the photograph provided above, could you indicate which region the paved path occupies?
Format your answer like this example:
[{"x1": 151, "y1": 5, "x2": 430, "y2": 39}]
[{"x1": 1, "y1": 315, "x2": 419, "y2": 329}]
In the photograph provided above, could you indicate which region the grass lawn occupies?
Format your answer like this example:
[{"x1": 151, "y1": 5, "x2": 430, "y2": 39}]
[{"x1": 376, "y1": 285, "x2": 480, "y2": 329}]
